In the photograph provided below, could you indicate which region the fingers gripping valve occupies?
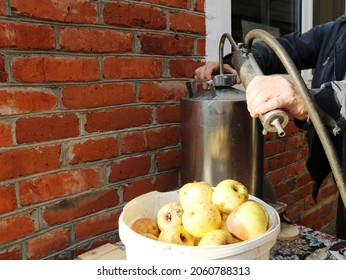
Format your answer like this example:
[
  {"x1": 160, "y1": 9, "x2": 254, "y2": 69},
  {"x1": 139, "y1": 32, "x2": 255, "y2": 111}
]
[{"x1": 218, "y1": 32, "x2": 289, "y2": 137}]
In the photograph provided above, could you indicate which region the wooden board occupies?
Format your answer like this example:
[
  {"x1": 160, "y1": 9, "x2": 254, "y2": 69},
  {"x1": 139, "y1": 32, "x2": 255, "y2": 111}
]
[{"x1": 77, "y1": 243, "x2": 126, "y2": 260}]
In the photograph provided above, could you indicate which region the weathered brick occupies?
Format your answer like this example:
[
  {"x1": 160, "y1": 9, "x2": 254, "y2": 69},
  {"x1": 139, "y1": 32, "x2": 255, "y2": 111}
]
[
  {"x1": 0, "y1": 88, "x2": 57, "y2": 115},
  {"x1": 196, "y1": 38, "x2": 206, "y2": 55},
  {"x1": 0, "y1": 55, "x2": 8, "y2": 82},
  {"x1": 0, "y1": 0, "x2": 5, "y2": 15},
  {"x1": 145, "y1": 126, "x2": 180, "y2": 150},
  {"x1": 285, "y1": 161, "x2": 306, "y2": 178},
  {"x1": 195, "y1": 0, "x2": 205, "y2": 12},
  {"x1": 103, "y1": 2, "x2": 166, "y2": 29},
  {"x1": 155, "y1": 148, "x2": 182, "y2": 171},
  {"x1": 119, "y1": 131, "x2": 147, "y2": 154},
  {"x1": 85, "y1": 106, "x2": 152, "y2": 133},
  {"x1": 0, "y1": 185, "x2": 17, "y2": 214},
  {"x1": 104, "y1": 57, "x2": 162, "y2": 79},
  {"x1": 0, "y1": 20, "x2": 55, "y2": 50},
  {"x1": 61, "y1": 83, "x2": 135, "y2": 109},
  {"x1": 12, "y1": 56, "x2": 99, "y2": 83},
  {"x1": 74, "y1": 210, "x2": 120, "y2": 241},
  {"x1": 69, "y1": 137, "x2": 118, "y2": 164},
  {"x1": 11, "y1": 0, "x2": 98, "y2": 23},
  {"x1": 0, "y1": 246, "x2": 22, "y2": 260},
  {"x1": 42, "y1": 189, "x2": 119, "y2": 226},
  {"x1": 169, "y1": 59, "x2": 204, "y2": 78},
  {"x1": 122, "y1": 177, "x2": 155, "y2": 202},
  {"x1": 156, "y1": 104, "x2": 181, "y2": 124},
  {"x1": 170, "y1": 11, "x2": 206, "y2": 34},
  {"x1": 16, "y1": 113, "x2": 80, "y2": 144},
  {"x1": 27, "y1": 228, "x2": 70, "y2": 260},
  {"x1": 264, "y1": 140, "x2": 286, "y2": 157},
  {"x1": 154, "y1": 171, "x2": 180, "y2": 192},
  {"x1": 0, "y1": 145, "x2": 61, "y2": 181},
  {"x1": 0, "y1": 212, "x2": 37, "y2": 243},
  {"x1": 139, "y1": 34, "x2": 194, "y2": 55},
  {"x1": 138, "y1": 81, "x2": 187, "y2": 102},
  {"x1": 109, "y1": 155, "x2": 151, "y2": 183},
  {"x1": 134, "y1": 0, "x2": 189, "y2": 9},
  {"x1": 19, "y1": 168, "x2": 103, "y2": 206},
  {"x1": 59, "y1": 27, "x2": 133, "y2": 53},
  {"x1": 0, "y1": 121, "x2": 12, "y2": 147}
]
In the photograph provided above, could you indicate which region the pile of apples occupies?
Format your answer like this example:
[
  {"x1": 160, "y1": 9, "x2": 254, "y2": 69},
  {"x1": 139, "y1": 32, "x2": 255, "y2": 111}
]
[{"x1": 130, "y1": 179, "x2": 269, "y2": 246}]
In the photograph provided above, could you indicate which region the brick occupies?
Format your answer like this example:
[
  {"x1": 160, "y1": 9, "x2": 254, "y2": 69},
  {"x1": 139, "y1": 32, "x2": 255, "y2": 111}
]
[
  {"x1": 154, "y1": 171, "x2": 180, "y2": 192},
  {"x1": 169, "y1": 59, "x2": 204, "y2": 78},
  {"x1": 42, "y1": 189, "x2": 119, "y2": 226},
  {"x1": 0, "y1": 0, "x2": 5, "y2": 15},
  {"x1": 287, "y1": 134, "x2": 307, "y2": 150},
  {"x1": 195, "y1": 0, "x2": 205, "y2": 12},
  {"x1": 70, "y1": 137, "x2": 118, "y2": 164},
  {"x1": 27, "y1": 228, "x2": 70, "y2": 260},
  {"x1": 0, "y1": 246, "x2": 22, "y2": 260},
  {"x1": 0, "y1": 88, "x2": 57, "y2": 115},
  {"x1": 103, "y1": 2, "x2": 166, "y2": 29},
  {"x1": 0, "y1": 212, "x2": 37, "y2": 243},
  {"x1": 109, "y1": 155, "x2": 151, "y2": 183},
  {"x1": 16, "y1": 113, "x2": 79, "y2": 144},
  {"x1": 0, "y1": 145, "x2": 61, "y2": 181},
  {"x1": 85, "y1": 106, "x2": 152, "y2": 133},
  {"x1": 120, "y1": 130, "x2": 146, "y2": 154},
  {"x1": 156, "y1": 104, "x2": 181, "y2": 124},
  {"x1": 19, "y1": 168, "x2": 103, "y2": 206},
  {"x1": 61, "y1": 83, "x2": 135, "y2": 109},
  {"x1": 74, "y1": 237, "x2": 113, "y2": 258},
  {"x1": 145, "y1": 126, "x2": 180, "y2": 150},
  {"x1": 267, "y1": 155, "x2": 285, "y2": 171},
  {"x1": 138, "y1": 81, "x2": 187, "y2": 102},
  {"x1": 196, "y1": 39, "x2": 206, "y2": 56},
  {"x1": 0, "y1": 20, "x2": 55, "y2": 50},
  {"x1": 285, "y1": 201, "x2": 304, "y2": 222},
  {"x1": 11, "y1": 0, "x2": 98, "y2": 23},
  {"x1": 0, "y1": 185, "x2": 17, "y2": 214},
  {"x1": 104, "y1": 57, "x2": 162, "y2": 79},
  {"x1": 155, "y1": 148, "x2": 182, "y2": 171},
  {"x1": 74, "y1": 210, "x2": 120, "y2": 241},
  {"x1": 139, "y1": 34, "x2": 194, "y2": 55},
  {"x1": 0, "y1": 121, "x2": 12, "y2": 147},
  {"x1": 170, "y1": 11, "x2": 206, "y2": 34},
  {"x1": 134, "y1": 0, "x2": 189, "y2": 9},
  {"x1": 122, "y1": 177, "x2": 155, "y2": 202},
  {"x1": 59, "y1": 27, "x2": 133, "y2": 53},
  {"x1": 0, "y1": 55, "x2": 7, "y2": 82},
  {"x1": 285, "y1": 161, "x2": 306, "y2": 178},
  {"x1": 12, "y1": 56, "x2": 99, "y2": 83},
  {"x1": 264, "y1": 140, "x2": 286, "y2": 157}
]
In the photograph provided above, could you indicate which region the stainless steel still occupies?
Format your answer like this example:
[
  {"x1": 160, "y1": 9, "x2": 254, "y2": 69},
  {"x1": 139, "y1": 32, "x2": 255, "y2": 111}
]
[{"x1": 181, "y1": 80, "x2": 264, "y2": 197}]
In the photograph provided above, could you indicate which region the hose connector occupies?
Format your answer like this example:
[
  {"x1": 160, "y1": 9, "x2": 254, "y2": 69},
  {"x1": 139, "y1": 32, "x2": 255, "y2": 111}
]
[{"x1": 260, "y1": 109, "x2": 289, "y2": 137}]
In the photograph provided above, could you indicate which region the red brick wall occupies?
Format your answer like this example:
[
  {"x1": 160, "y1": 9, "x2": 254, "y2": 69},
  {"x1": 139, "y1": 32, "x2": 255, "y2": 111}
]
[
  {"x1": 0, "y1": 0, "x2": 205, "y2": 259},
  {"x1": 0, "y1": 0, "x2": 338, "y2": 260}
]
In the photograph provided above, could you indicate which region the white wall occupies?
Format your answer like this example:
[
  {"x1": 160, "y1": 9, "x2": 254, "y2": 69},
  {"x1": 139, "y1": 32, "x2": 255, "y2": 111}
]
[{"x1": 205, "y1": 0, "x2": 232, "y2": 62}]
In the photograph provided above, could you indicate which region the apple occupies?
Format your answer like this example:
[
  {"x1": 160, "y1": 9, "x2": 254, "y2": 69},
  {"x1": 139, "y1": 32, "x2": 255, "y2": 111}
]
[
  {"x1": 220, "y1": 213, "x2": 229, "y2": 231},
  {"x1": 212, "y1": 179, "x2": 248, "y2": 215},
  {"x1": 182, "y1": 201, "x2": 222, "y2": 239},
  {"x1": 131, "y1": 218, "x2": 160, "y2": 237},
  {"x1": 198, "y1": 229, "x2": 236, "y2": 246},
  {"x1": 179, "y1": 181, "x2": 213, "y2": 210},
  {"x1": 158, "y1": 225, "x2": 194, "y2": 246},
  {"x1": 227, "y1": 200, "x2": 269, "y2": 241},
  {"x1": 157, "y1": 201, "x2": 184, "y2": 231},
  {"x1": 140, "y1": 233, "x2": 158, "y2": 240}
]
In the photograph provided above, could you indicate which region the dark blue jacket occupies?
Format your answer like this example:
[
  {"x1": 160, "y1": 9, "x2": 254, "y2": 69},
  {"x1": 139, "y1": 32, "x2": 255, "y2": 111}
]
[{"x1": 252, "y1": 15, "x2": 346, "y2": 199}]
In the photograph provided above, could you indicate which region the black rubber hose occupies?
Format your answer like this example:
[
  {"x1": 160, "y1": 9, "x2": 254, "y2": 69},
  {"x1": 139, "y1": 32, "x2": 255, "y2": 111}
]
[{"x1": 243, "y1": 29, "x2": 346, "y2": 207}]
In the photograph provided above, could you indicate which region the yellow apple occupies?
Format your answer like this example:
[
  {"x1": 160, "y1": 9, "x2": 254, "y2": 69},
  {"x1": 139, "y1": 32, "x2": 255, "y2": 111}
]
[
  {"x1": 227, "y1": 200, "x2": 269, "y2": 241},
  {"x1": 179, "y1": 181, "x2": 213, "y2": 210},
  {"x1": 130, "y1": 218, "x2": 160, "y2": 237},
  {"x1": 158, "y1": 225, "x2": 194, "y2": 246},
  {"x1": 212, "y1": 179, "x2": 248, "y2": 215},
  {"x1": 182, "y1": 201, "x2": 222, "y2": 239},
  {"x1": 140, "y1": 233, "x2": 158, "y2": 240},
  {"x1": 198, "y1": 229, "x2": 236, "y2": 246},
  {"x1": 157, "y1": 201, "x2": 183, "y2": 231},
  {"x1": 220, "y1": 213, "x2": 229, "y2": 231}
]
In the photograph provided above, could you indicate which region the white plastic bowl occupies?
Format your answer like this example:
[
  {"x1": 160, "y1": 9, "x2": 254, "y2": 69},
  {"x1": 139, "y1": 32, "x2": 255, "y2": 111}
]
[{"x1": 119, "y1": 190, "x2": 280, "y2": 260}]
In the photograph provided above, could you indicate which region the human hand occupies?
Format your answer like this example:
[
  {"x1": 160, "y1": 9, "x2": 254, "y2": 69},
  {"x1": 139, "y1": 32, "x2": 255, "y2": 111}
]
[
  {"x1": 194, "y1": 61, "x2": 241, "y2": 83},
  {"x1": 246, "y1": 75, "x2": 308, "y2": 121}
]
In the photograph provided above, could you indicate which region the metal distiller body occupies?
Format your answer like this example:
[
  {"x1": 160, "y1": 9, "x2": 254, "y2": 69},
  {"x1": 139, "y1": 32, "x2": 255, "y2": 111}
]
[{"x1": 181, "y1": 83, "x2": 264, "y2": 197}]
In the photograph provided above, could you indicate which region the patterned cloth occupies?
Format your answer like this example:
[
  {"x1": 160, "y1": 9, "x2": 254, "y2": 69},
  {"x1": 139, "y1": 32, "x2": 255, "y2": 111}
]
[{"x1": 270, "y1": 225, "x2": 344, "y2": 260}]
